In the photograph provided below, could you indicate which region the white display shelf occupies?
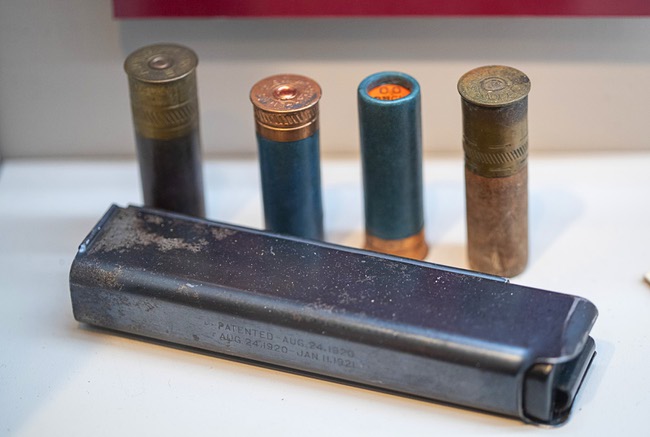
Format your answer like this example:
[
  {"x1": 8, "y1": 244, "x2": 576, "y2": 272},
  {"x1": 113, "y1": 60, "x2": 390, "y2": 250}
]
[{"x1": 0, "y1": 154, "x2": 648, "y2": 436}]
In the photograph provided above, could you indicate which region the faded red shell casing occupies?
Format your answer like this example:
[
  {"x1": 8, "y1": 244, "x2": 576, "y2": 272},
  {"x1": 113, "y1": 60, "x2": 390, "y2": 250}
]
[{"x1": 458, "y1": 65, "x2": 531, "y2": 277}]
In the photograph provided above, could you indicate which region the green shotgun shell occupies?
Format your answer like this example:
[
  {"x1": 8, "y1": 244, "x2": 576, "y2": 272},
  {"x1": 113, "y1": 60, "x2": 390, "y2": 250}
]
[{"x1": 358, "y1": 71, "x2": 428, "y2": 260}]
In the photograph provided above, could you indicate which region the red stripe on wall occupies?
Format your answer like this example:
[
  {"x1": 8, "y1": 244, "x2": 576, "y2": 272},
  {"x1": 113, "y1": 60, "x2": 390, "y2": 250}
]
[{"x1": 114, "y1": 0, "x2": 650, "y2": 18}]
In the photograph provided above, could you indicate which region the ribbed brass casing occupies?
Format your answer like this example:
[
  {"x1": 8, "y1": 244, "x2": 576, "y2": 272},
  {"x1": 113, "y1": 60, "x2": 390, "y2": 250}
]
[
  {"x1": 125, "y1": 44, "x2": 199, "y2": 141},
  {"x1": 250, "y1": 74, "x2": 321, "y2": 143}
]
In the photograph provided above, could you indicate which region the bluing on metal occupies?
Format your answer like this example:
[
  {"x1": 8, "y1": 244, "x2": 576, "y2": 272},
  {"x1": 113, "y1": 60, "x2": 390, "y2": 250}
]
[
  {"x1": 357, "y1": 72, "x2": 425, "y2": 241},
  {"x1": 257, "y1": 133, "x2": 324, "y2": 240},
  {"x1": 70, "y1": 205, "x2": 598, "y2": 426}
]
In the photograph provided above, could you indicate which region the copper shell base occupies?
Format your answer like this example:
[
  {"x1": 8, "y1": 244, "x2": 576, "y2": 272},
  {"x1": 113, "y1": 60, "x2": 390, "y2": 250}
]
[{"x1": 364, "y1": 229, "x2": 429, "y2": 260}]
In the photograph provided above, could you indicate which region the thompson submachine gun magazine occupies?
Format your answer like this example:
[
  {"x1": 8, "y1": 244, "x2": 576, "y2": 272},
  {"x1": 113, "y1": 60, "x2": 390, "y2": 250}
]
[{"x1": 70, "y1": 205, "x2": 597, "y2": 425}]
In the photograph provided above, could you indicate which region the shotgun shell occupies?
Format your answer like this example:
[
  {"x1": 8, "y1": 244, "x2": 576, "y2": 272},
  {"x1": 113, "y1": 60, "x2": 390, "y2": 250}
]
[
  {"x1": 358, "y1": 72, "x2": 428, "y2": 260},
  {"x1": 458, "y1": 65, "x2": 531, "y2": 277},
  {"x1": 250, "y1": 74, "x2": 324, "y2": 240},
  {"x1": 124, "y1": 43, "x2": 205, "y2": 217}
]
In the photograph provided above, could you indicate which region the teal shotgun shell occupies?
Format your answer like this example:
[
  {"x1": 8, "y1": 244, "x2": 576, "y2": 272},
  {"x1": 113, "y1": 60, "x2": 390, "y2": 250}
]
[
  {"x1": 458, "y1": 65, "x2": 531, "y2": 277},
  {"x1": 250, "y1": 74, "x2": 324, "y2": 240},
  {"x1": 358, "y1": 72, "x2": 428, "y2": 260}
]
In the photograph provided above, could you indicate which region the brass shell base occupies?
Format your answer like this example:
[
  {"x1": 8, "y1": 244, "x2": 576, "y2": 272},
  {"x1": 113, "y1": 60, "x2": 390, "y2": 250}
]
[{"x1": 364, "y1": 229, "x2": 428, "y2": 260}]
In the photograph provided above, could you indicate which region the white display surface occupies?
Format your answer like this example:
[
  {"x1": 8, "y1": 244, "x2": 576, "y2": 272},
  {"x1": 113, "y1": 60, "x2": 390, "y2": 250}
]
[{"x1": 0, "y1": 155, "x2": 648, "y2": 436}]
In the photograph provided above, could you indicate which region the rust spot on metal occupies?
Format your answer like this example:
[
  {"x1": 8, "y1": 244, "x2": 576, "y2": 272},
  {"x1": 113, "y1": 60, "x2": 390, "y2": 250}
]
[
  {"x1": 177, "y1": 283, "x2": 200, "y2": 300},
  {"x1": 211, "y1": 227, "x2": 237, "y2": 241},
  {"x1": 89, "y1": 210, "x2": 208, "y2": 254}
]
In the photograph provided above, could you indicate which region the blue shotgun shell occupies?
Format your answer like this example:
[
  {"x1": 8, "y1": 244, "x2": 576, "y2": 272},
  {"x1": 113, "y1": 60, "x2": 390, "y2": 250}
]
[
  {"x1": 358, "y1": 71, "x2": 428, "y2": 259},
  {"x1": 251, "y1": 74, "x2": 324, "y2": 240}
]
